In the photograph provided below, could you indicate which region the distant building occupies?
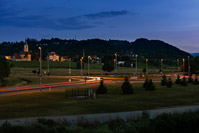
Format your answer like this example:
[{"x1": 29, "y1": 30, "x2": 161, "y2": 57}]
[
  {"x1": 12, "y1": 40, "x2": 31, "y2": 61},
  {"x1": 48, "y1": 52, "x2": 59, "y2": 61},
  {"x1": 4, "y1": 56, "x2": 11, "y2": 60},
  {"x1": 60, "y1": 56, "x2": 69, "y2": 62}
]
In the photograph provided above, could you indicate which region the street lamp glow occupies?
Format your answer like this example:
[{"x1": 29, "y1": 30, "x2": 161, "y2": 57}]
[
  {"x1": 146, "y1": 58, "x2": 148, "y2": 75},
  {"x1": 161, "y1": 59, "x2": 163, "y2": 73},
  {"x1": 183, "y1": 58, "x2": 185, "y2": 72},
  {"x1": 88, "y1": 56, "x2": 90, "y2": 76},
  {"x1": 135, "y1": 54, "x2": 138, "y2": 74},
  {"x1": 38, "y1": 46, "x2": 42, "y2": 92}
]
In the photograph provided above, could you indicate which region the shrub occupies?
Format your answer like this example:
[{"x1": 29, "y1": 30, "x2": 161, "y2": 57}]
[
  {"x1": 193, "y1": 76, "x2": 199, "y2": 85},
  {"x1": 188, "y1": 75, "x2": 193, "y2": 83},
  {"x1": 175, "y1": 75, "x2": 181, "y2": 84},
  {"x1": 181, "y1": 76, "x2": 188, "y2": 86},
  {"x1": 121, "y1": 77, "x2": 133, "y2": 94},
  {"x1": 144, "y1": 79, "x2": 155, "y2": 91},
  {"x1": 167, "y1": 78, "x2": 173, "y2": 88},
  {"x1": 97, "y1": 80, "x2": 107, "y2": 94},
  {"x1": 161, "y1": 75, "x2": 167, "y2": 86}
]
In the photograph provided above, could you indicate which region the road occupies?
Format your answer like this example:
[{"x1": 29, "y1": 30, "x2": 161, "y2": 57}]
[{"x1": 0, "y1": 75, "x2": 171, "y2": 96}]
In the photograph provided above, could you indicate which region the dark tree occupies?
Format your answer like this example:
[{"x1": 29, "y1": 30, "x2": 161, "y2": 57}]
[
  {"x1": 121, "y1": 77, "x2": 133, "y2": 94},
  {"x1": 32, "y1": 70, "x2": 37, "y2": 75},
  {"x1": 175, "y1": 75, "x2": 181, "y2": 84},
  {"x1": 161, "y1": 75, "x2": 167, "y2": 86},
  {"x1": 181, "y1": 76, "x2": 188, "y2": 86},
  {"x1": 0, "y1": 57, "x2": 10, "y2": 78},
  {"x1": 102, "y1": 61, "x2": 114, "y2": 72},
  {"x1": 167, "y1": 78, "x2": 173, "y2": 88},
  {"x1": 188, "y1": 75, "x2": 193, "y2": 83},
  {"x1": 193, "y1": 76, "x2": 199, "y2": 85},
  {"x1": 97, "y1": 80, "x2": 107, "y2": 94},
  {"x1": 144, "y1": 78, "x2": 155, "y2": 91}
]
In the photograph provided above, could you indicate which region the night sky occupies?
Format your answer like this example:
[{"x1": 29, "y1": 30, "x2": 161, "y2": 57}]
[{"x1": 0, "y1": 0, "x2": 198, "y2": 52}]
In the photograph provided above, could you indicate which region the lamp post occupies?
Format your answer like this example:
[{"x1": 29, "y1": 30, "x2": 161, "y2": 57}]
[
  {"x1": 135, "y1": 54, "x2": 138, "y2": 74},
  {"x1": 183, "y1": 58, "x2": 185, "y2": 72},
  {"x1": 188, "y1": 56, "x2": 190, "y2": 76},
  {"x1": 47, "y1": 53, "x2": 49, "y2": 75},
  {"x1": 161, "y1": 59, "x2": 163, "y2": 73},
  {"x1": 88, "y1": 56, "x2": 90, "y2": 76},
  {"x1": 177, "y1": 59, "x2": 180, "y2": 71},
  {"x1": 38, "y1": 47, "x2": 42, "y2": 92},
  {"x1": 115, "y1": 53, "x2": 118, "y2": 83},
  {"x1": 69, "y1": 58, "x2": 71, "y2": 82},
  {"x1": 146, "y1": 58, "x2": 148, "y2": 75},
  {"x1": 80, "y1": 57, "x2": 83, "y2": 76}
]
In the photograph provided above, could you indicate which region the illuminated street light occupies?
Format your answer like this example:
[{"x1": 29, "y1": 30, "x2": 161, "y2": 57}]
[
  {"x1": 88, "y1": 56, "x2": 90, "y2": 76},
  {"x1": 69, "y1": 58, "x2": 71, "y2": 82},
  {"x1": 161, "y1": 59, "x2": 163, "y2": 73},
  {"x1": 135, "y1": 54, "x2": 138, "y2": 74},
  {"x1": 146, "y1": 58, "x2": 148, "y2": 75},
  {"x1": 38, "y1": 46, "x2": 42, "y2": 92},
  {"x1": 188, "y1": 56, "x2": 190, "y2": 76},
  {"x1": 183, "y1": 58, "x2": 185, "y2": 72},
  {"x1": 177, "y1": 59, "x2": 180, "y2": 71},
  {"x1": 80, "y1": 57, "x2": 83, "y2": 76}
]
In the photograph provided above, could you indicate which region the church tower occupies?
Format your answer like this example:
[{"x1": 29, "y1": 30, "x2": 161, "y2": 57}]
[{"x1": 24, "y1": 39, "x2": 29, "y2": 52}]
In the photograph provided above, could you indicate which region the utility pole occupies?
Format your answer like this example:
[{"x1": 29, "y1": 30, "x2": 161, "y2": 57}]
[
  {"x1": 177, "y1": 59, "x2": 180, "y2": 71},
  {"x1": 69, "y1": 58, "x2": 71, "y2": 82},
  {"x1": 135, "y1": 54, "x2": 138, "y2": 74},
  {"x1": 88, "y1": 56, "x2": 90, "y2": 76},
  {"x1": 80, "y1": 57, "x2": 83, "y2": 76},
  {"x1": 183, "y1": 58, "x2": 185, "y2": 73},
  {"x1": 161, "y1": 59, "x2": 163, "y2": 73},
  {"x1": 188, "y1": 56, "x2": 190, "y2": 76},
  {"x1": 146, "y1": 58, "x2": 148, "y2": 75}
]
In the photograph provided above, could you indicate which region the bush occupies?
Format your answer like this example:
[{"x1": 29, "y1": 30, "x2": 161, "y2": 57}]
[
  {"x1": 97, "y1": 80, "x2": 107, "y2": 94},
  {"x1": 144, "y1": 78, "x2": 155, "y2": 91},
  {"x1": 181, "y1": 76, "x2": 188, "y2": 86},
  {"x1": 167, "y1": 78, "x2": 173, "y2": 88},
  {"x1": 121, "y1": 77, "x2": 133, "y2": 94},
  {"x1": 161, "y1": 75, "x2": 167, "y2": 86},
  {"x1": 175, "y1": 75, "x2": 181, "y2": 84},
  {"x1": 188, "y1": 75, "x2": 193, "y2": 83},
  {"x1": 193, "y1": 76, "x2": 199, "y2": 85}
]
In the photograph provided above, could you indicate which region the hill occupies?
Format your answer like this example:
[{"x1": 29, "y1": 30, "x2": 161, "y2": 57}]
[{"x1": 0, "y1": 38, "x2": 191, "y2": 59}]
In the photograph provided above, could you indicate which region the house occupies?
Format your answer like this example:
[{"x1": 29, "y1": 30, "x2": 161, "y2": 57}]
[
  {"x1": 12, "y1": 40, "x2": 31, "y2": 61},
  {"x1": 48, "y1": 52, "x2": 59, "y2": 61},
  {"x1": 61, "y1": 56, "x2": 69, "y2": 62}
]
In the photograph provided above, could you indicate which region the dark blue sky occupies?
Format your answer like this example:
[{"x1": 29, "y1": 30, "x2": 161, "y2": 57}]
[{"x1": 0, "y1": 0, "x2": 198, "y2": 52}]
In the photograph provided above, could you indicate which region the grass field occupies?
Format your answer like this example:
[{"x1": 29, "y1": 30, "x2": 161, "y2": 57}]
[
  {"x1": 0, "y1": 82, "x2": 199, "y2": 120},
  {"x1": 9, "y1": 61, "x2": 178, "y2": 77},
  {"x1": 0, "y1": 77, "x2": 70, "y2": 87}
]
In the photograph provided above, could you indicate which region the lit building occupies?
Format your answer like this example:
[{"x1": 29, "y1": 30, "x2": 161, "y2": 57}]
[
  {"x1": 12, "y1": 40, "x2": 31, "y2": 61},
  {"x1": 48, "y1": 52, "x2": 59, "y2": 61}
]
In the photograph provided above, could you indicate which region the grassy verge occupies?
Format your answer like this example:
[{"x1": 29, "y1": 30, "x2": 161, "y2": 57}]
[
  {"x1": 0, "y1": 77, "x2": 70, "y2": 87},
  {"x1": 0, "y1": 83, "x2": 199, "y2": 119}
]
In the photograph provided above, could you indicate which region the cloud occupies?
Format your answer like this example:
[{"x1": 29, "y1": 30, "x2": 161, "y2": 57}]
[
  {"x1": 84, "y1": 10, "x2": 129, "y2": 19},
  {"x1": 0, "y1": 10, "x2": 130, "y2": 30}
]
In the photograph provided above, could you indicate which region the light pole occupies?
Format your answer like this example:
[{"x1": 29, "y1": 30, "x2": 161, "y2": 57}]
[
  {"x1": 69, "y1": 58, "x2": 71, "y2": 82},
  {"x1": 115, "y1": 53, "x2": 118, "y2": 83},
  {"x1": 88, "y1": 56, "x2": 90, "y2": 76},
  {"x1": 80, "y1": 57, "x2": 83, "y2": 76},
  {"x1": 183, "y1": 58, "x2": 185, "y2": 73},
  {"x1": 161, "y1": 59, "x2": 163, "y2": 73},
  {"x1": 177, "y1": 59, "x2": 180, "y2": 71},
  {"x1": 135, "y1": 54, "x2": 138, "y2": 74},
  {"x1": 47, "y1": 53, "x2": 49, "y2": 75},
  {"x1": 38, "y1": 47, "x2": 42, "y2": 92},
  {"x1": 146, "y1": 58, "x2": 148, "y2": 75},
  {"x1": 188, "y1": 56, "x2": 190, "y2": 76}
]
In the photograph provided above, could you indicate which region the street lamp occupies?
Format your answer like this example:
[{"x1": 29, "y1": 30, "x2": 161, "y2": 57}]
[
  {"x1": 80, "y1": 57, "x2": 83, "y2": 76},
  {"x1": 177, "y1": 59, "x2": 180, "y2": 71},
  {"x1": 88, "y1": 56, "x2": 90, "y2": 76},
  {"x1": 135, "y1": 54, "x2": 138, "y2": 74},
  {"x1": 47, "y1": 53, "x2": 49, "y2": 75},
  {"x1": 161, "y1": 59, "x2": 163, "y2": 73},
  {"x1": 115, "y1": 53, "x2": 118, "y2": 83},
  {"x1": 38, "y1": 46, "x2": 42, "y2": 92},
  {"x1": 146, "y1": 58, "x2": 148, "y2": 75},
  {"x1": 183, "y1": 58, "x2": 185, "y2": 72},
  {"x1": 188, "y1": 56, "x2": 190, "y2": 76},
  {"x1": 69, "y1": 58, "x2": 71, "y2": 82}
]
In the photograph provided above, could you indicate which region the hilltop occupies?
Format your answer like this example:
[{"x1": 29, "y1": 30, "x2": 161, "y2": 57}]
[{"x1": 0, "y1": 38, "x2": 191, "y2": 59}]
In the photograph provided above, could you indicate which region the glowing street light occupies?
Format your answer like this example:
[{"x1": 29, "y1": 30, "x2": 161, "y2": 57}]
[
  {"x1": 177, "y1": 59, "x2": 180, "y2": 71},
  {"x1": 161, "y1": 59, "x2": 163, "y2": 73},
  {"x1": 188, "y1": 56, "x2": 190, "y2": 76},
  {"x1": 135, "y1": 54, "x2": 138, "y2": 74},
  {"x1": 80, "y1": 57, "x2": 83, "y2": 76},
  {"x1": 69, "y1": 58, "x2": 71, "y2": 82},
  {"x1": 38, "y1": 46, "x2": 42, "y2": 92},
  {"x1": 146, "y1": 58, "x2": 148, "y2": 75},
  {"x1": 88, "y1": 56, "x2": 90, "y2": 76},
  {"x1": 183, "y1": 58, "x2": 185, "y2": 72}
]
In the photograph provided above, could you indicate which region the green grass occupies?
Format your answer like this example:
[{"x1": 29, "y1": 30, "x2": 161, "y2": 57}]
[
  {"x1": 1, "y1": 77, "x2": 70, "y2": 87},
  {"x1": 0, "y1": 83, "x2": 199, "y2": 119}
]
